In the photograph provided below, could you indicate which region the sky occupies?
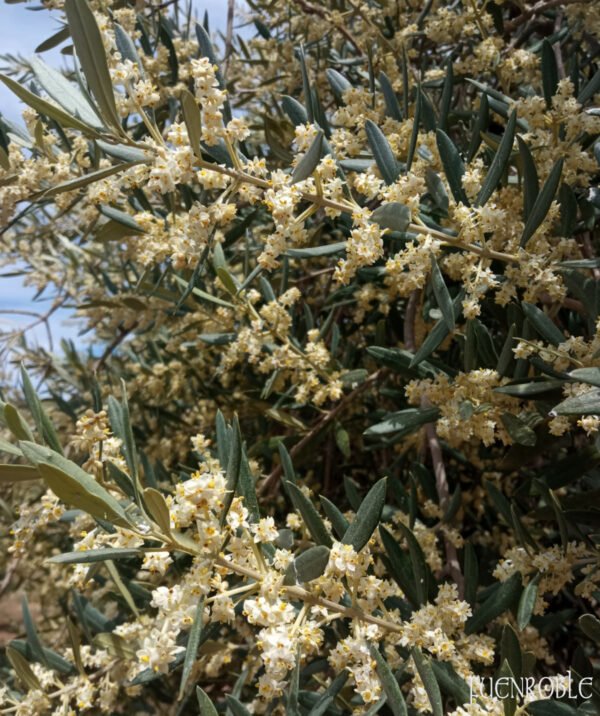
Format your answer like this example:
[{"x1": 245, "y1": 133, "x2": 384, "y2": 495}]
[{"x1": 0, "y1": 1, "x2": 238, "y2": 355}]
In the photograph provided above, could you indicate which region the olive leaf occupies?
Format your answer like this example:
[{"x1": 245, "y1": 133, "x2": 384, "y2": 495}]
[
  {"x1": 48, "y1": 549, "x2": 142, "y2": 564},
  {"x1": 465, "y1": 572, "x2": 522, "y2": 634},
  {"x1": 0, "y1": 74, "x2": 101, "y2": 137},
  {"x1": 411, "y1": 648, "x2": 443, "y2": 716},
  {"x1": 342, "y1": 477, "x2": 387, "y2": 552},
  {"x1": 19, "y1": 441, "x2": 131, "y2": 528},
  {"x1": 291, "y1": 130, "x2": 324, "y2": 184},
  {"x1": 520, "y1": 158, "x2": 564, "y2": 247},
  {"x1": 370, "y1": 646, "x2": 408, "y2": 716},
  {"x1": 29, "y1": 56, "x2": 104, "y2": 129},
  {"x1": 365, "y1": 119, "x2": 400, "y2": 185},
  {"x1": 64, "y1": 0, "x2": 121, "y2": 130},
  {"x1": 371, "y1": 202, "x2": 411, "y2": 232},
  {"x1": 286, "y1": 481, "x2": 332, "y2": 548},
  {"x1": 476, "y1": 109, "x2": 517, "y2": 207},
  {"x1": 436, "y1": 129, "x2": 468, "y2": 206}
]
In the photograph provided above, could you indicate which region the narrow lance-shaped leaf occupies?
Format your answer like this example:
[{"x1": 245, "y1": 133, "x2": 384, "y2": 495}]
[
  {"x1": 379, "y1": 71, "x2": 402, "y2": 121},
  {"x1": 370, "y1": 646, "x2": 408, "y2": 716},
  {"x1": 550, "y1": 389, "x2": 600, "y2": 416},
  {"x1": 371, "y1": 202, "x2": 411, "y2": 233},
  {"x1": 220, "y1": 415, "x2": 242, "y2": 524},
  {"x1": 579, "y1": 614, "x2": 600, "y2": 644},
  {"x1": 20, "y1": 364, "x2": 63, "y2": 454},
  {"x1": 0, "y1": 464, "x2": 40, "y2": 484},
  {"x1": 517, "y1": 573, "x2": 541, "y2": 630},
  {"x1": 379, "y1": 524, "x2": 421, "y2": 608},
  {"x1": 436, "y1": 129, "x2": 469, "y2": 206},
  {"x1": 326, "y1": 68, "x2": 351, "y2": 101},
  {"x1": 19, "y1": 441, "x2": 131, "y2": 528},
  {"x1": 541, "y1": 40, "x2": 559, "y2": 107},
  {"x1": 430, "y1": 256, "x2": 455, "y2": 331},
  {"x1": 64, "y1": 0, "x2": 121, "y2": 130},
  {"x1": 108, "y1": 385, "x2": 138, "y2": 482},
  {"x1": 287, "y1": 545, "x2": 330, "y2": 584},
  {"x1": 476, "y1": 109, "x2": 517, "y2": 207},
  {"x1": 365, "y1": 119, "x2": 399, "y2": 185},
  {"x1": 179, "y1": 597, "x2": 205, "y2": 699},
  {"x1": 520, "y1": 158, "x2": 564, "y2": 247},
  {"x1": 406, "y1": 87, "x2": 421, "y2": 173},
  {"x1": 4, "y1": 404, "x2": 34, "y2": 442},
  {"x1": 342, "y1": 477, "x2": 387, "y2": 552},
  {"x1": 439, "y1": 59, "x2": 454, "y2": 131},
  {"x1": 6, "y1": 646, "x2": 42, "y2": 691},
  {"x1": 0, "y1": 74, "x2": 101, "y2": 137},
  {"x1": 291, "y1": 130, "x2": 324, "y2": 184},
  {"x1": 22, "y1": 595, "x2": 48, "y2": 667},
  {"x1": 320, "y1": 495, "x2": 349, "y2": 538},
  {"x1": 42, "y1": 163, "x2": 138, "y2": 199},
  {"x1": 307, "y1": 670, "x2": 349, "y2": 716},
  {"x1": 517, "y1": 136, "x2": 539, "y2": 220},
  {"x1": 180, "y1": 89, "x2": 202, "y2": 158},
  {"x1": 410, "y1": 291, "x2": 463, "y2": 367},
  {"x1": 467, "y1": 91, "x2": 489, "y2": 162},
  {"x1": 286, "y1": 481, "x2": 332, "y2": 548},
  {"x1": 29, "y1": 56, "x2": 104, "y2": 129},
  {"x1": 364, "y1": 408, "x2": 439, "y2": 438},
  {"x1": 521, "y1": 302, "x2": 564, "y2": 345},
  {"x1": 465, "y1": 571, "x2": 522, "y2": 634},
  {"x1": 411, "y1": 649, "x2": 443, "y2": 716},
  {"x1": 397, "y1": 522, "x2": 432, "y2": 605},
  {"x1": 577, "y1": 66, "x2": 600, "y2": 105},
  {"x1": 48, "y1": 548, "x2": 142, "y2": 565},
  {"x1": 197, "y1": 686, "x2": 218, "y2": 716},
  {"x1": 114, "y1": 23, "x2": 145, "y2": 77},
  {"x1": 226, "y1": 695, "x2": 252, "y2": 716},
  {"x1": 99, "y1": 205, "x2": 144, "y2": 234}
]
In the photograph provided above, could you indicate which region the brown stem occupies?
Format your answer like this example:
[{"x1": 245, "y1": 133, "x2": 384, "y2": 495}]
[
  {"x1": 94, "y1": 321, "x2": 138, "y2": 373},
  {"x1": 504, "y1": 0, "x2": 584, "y2": 32},
  {"x1": 224, "y1": 0, "x2": 236, "y2": 77},
  {"x1": 292, "y1": 0, "x2": 364, "y2": 55},
  {"x1": 422, "y1": 396, "x2": 465, "y2": 598},
  {"x1": 259, "y1": 369, "x2": 387, "y2": 496}
]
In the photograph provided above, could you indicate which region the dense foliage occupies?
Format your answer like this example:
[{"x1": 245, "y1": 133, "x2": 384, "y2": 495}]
[{"x1": 0, "y1": 0, "x2": 599, "y2": 713}]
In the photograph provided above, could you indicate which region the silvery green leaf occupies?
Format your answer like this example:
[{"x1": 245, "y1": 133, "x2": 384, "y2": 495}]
[
  {"x1": 114, "y1": 23, "x2": 145, "y2": 77},
  {"x1": 411, "y1": 649, "x2": 443, "y2": 716},
  {"x1": 520, "y1": 158, "x2": 564, "y2": 247},
  {"x1": 476, "y1": 109, "x2": 517, "y2": 206},
  {"x1": 95, "y1": 140, "x2": 150, "y2": 163},
  {"x1": 371, "y1": 202, "x2": 410, "y2": 232},
  {"x1": 291, "y1": 130, "x2": 324, "y2": 184},
  {"x1": 550, "y1": 389, "x2": 600, "y2": 416},
  {"x1": 465, "y1": 572, "x2": 522, "y2": 634},
  {"x1": 342, "y1": 477, "x2": 387, "y2": 552},
  {"x1": 29, "y1": 56, "x2": 104, "y2": 129},
  {"x1": 521, "y1": 302, "x2": 565, "y2": 345},
  {"x1": 286, "y1": 481, "x2": 332, "y2": 548},
  {"x1": 430, "y1": 256, "x2": 454, "y2": 331},
  {"x1": 364, "y1": 408, "x2": 439, "y2": 437},
  {"x1": 365, "y1": 119, "x2": 399, "y2": 185},
  {"x1": 289, "y1": 545, "x2": 330, "y2": 583},
  {"x1": 64, "y1": 0, "x2": 121, "y2": 130},
  {"x1": 379, "y1": 71, "x2": 402, "y2": 121},
  {"x1": 326, "y1": 68, "x2": 351, "y2": 100},
  {"x1": 48, "y1": 548, "x2": 141, "y2": 564},
  {"x1": 436, "y1": 129, "x2": 468, "y2": 206},
  {"x1": 0, "y1": 73, "x2": 101, "y2": 137},
  {"x1": 541, "y1": 39, "x2": 559, "y2": 107},
  {"x1": 370, "y1": 646, "x2": 408, "y2": 716}
]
